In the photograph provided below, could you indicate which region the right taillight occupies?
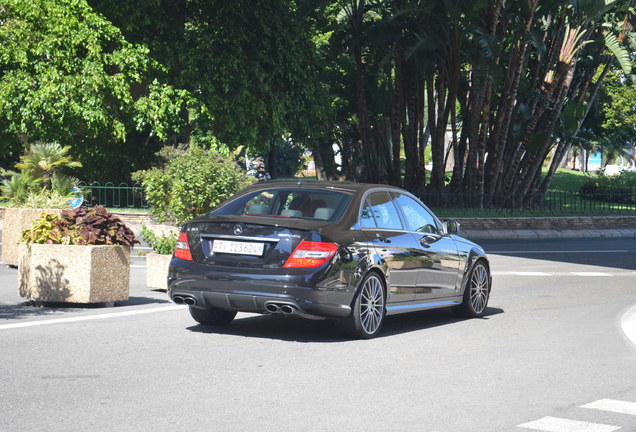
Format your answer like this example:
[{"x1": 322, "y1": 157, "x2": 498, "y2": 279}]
[
  {"x1": 174, "y1": 232, "x2": 193, "y2": 261},
  {"x1": 283, "y1": 241, "x2": 338, "y2": 268}
]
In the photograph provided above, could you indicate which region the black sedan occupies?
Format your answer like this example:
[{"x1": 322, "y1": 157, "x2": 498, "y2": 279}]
[{"x1": 168, "y1": 180, "x2": 491, "y2": 338}]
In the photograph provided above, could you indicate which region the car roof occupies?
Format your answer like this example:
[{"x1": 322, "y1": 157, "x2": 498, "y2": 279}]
[{"x1": 241, "y1": 180, "x2": 398, "y2": 194}]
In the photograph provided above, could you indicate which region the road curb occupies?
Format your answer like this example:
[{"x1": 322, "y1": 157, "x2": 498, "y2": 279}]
[
  {"x1": 621, "y1": 304, "x2": 636, "y2": 349},
  {"x1": 462, "y1": 228, "x2": 636, "y2": 239}
]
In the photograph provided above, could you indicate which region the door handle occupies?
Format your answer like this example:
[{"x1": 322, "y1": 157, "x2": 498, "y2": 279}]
[
  {"x1": 419, "y1": 234, "x2": 439, "y2": 247},
  {"x1": 376, "y1": 233, "x2": 391, "y2": 243},
  {"x1": 419, "y1": 237, "x2": 431, "y2": 248}
]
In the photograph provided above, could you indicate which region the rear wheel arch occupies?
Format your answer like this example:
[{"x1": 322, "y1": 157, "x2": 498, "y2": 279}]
[
  {"x1": 353, "y1": 267, "x2": 387, "y2": 305},
  {"x1": 338, "y1": 269, "x2": 388, "y2": 339}
]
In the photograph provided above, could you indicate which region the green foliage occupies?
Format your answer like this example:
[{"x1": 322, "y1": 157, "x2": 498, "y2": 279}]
[
  {"x1": 15, "y1": 141, "x2": 82, "y2": 189},
  {"x1": 580, "y1": 170, "x2": 636, "y2": 204},
  {"x1": 0, "y1": 0, "x2": 195, "y2": 181},
  {"x1": 139, "y1": 224, "x2": 177, "y2": 255},
  {"x1": 1, "y1": 142, "x2": 81, "y2": 207},
  {"x1": 21, "y1": 205, "x2": 138, "y2": 246},
  {"x1": 1, "y1": 172, "x2": 41, "y2": 204},
  {"x1": 133, "y1": 146, "x2": 256, "y2": 225},
  {"x1": 180, "y1": 0, "x2": 324, "y2": 151},
  {"x1": 252, "y1": 139, "x2": 305, "y2": 178},
  {"x1": 20, "y1": 213, "x2": 71, "y2": 245},
  {"x1": 20, "y1": 190, "x2": 76, "y2": 209}
]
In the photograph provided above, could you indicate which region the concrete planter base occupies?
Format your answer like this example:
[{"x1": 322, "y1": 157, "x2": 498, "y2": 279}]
[
  {"x1": 146, "y1": 253, "x2": 172, "y2": 291},
  {"x1": 18, "y1": 244, "x2": 130, "y2": 304},
  {"x1": 2, "y1": 208, "x2": 63, "y2": 266}
]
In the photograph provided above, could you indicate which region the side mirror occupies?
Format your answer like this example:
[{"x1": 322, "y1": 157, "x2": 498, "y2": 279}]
[{"x1": 443, "y1": 220, "x2": 461, "y2": 235}]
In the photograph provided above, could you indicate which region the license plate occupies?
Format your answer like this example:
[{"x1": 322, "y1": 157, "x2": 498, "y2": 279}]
[{"x1": 212, "y1": 240, "x2": 265, "y2": 256}]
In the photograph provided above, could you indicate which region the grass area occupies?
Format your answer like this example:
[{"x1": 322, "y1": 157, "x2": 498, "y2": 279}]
[{"x1": 544, "y1": 168, "x2": 591, "y2": 192}]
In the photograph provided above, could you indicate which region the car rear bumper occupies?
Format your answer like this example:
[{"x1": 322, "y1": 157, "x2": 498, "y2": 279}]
[{"x1": 167, "y1": 259, "x2": 353, "y2": 319}]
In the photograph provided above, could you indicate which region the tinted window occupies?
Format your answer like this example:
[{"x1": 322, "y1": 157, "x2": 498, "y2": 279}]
[
  {"x1": 363, "y1": 192, "x2": 403, "y2": 230},
  {"x1": 213, "y1": 189, "x2": 352, "y2": 221},
  {"x1": 394, "y1": 194, "x2": 439, "y2": 234},
  {"x1": 360, "y1": 199, "x2": 377, "y2": 228}
]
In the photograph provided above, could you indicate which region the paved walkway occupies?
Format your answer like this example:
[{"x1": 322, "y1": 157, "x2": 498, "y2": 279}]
[{"x1": 462, "y1": 227, "x2": 636, "y2": 239}]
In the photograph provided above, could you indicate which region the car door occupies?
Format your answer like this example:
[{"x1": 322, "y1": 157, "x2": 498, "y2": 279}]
[
  {"x1": 392, "y1": 193, "x2": 461, "y2": 301},
  {"x1": 359, "y1": 190, "x2": 422, "y2": 305}
]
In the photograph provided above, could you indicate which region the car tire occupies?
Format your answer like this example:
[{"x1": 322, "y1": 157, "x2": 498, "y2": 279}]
[
  {"x1": 456, "y1": 260, "x2": 490, "y2": 318},
  {"x1": 189, "y1": 306, "x2": 237, "y2": 326},
  {"x1": 338, "y1": 272, "x2": 386, "y2": 339}
]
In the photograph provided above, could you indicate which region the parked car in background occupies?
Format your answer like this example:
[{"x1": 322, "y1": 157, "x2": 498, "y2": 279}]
[{"x1": 168, "y1": 180, "x2": 491, "y2": 338}]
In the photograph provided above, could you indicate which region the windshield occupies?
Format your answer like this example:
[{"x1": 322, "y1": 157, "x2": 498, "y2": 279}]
[{"x1": 212, "y1": 188, "x2": 352, "y2": 222}]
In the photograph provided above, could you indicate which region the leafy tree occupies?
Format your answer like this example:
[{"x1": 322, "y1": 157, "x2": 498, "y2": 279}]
[
  {"x1": 90, "y1": 0, "x2": 325, "y2": 159},
  {"x1": 0, "y1": 0, "x2": 195, "y2": 180},
  {"x1": 309, "y1": 0, "x2": 634, "y2": 208}
]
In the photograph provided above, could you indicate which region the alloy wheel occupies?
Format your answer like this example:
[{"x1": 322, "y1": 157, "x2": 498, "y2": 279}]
[
  {"x1": 469, "y1": 263, "x2": 489, "y2": 314},
  {"x1": 359, "y1": 274, "x2": 385, "y2": 335}
]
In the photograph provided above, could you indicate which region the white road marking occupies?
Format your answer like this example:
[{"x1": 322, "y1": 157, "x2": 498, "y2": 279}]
[
  {"x1": 492, "y1": 271, "x2": 633, "y2": 277},
  {"x1": 517, "y1": 416, "x2": 620, "y2": 432},
  {"x1": 490, "y1": 250, "x2": 629, "y2": 255},
  {"x1": 622, "y1": 305, "x2": 636, "y2": 348},
  {"x1": 512, "y1": 272, "x2": 551, "y2": 276},
  {"x1": 582, "y1": 399, "x2": 636, "y2": 416},
  {"x1": 0, "y1": 305, "x2": 185, "y2": 330}
]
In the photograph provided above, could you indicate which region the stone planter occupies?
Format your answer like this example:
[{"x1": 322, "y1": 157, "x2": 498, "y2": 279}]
[
  {"x1": 146, "y1": 252, "x2": 172, "y2": 291},
  {"x1": 18, "y1": 243, "x2": 130, "y2": 304},
  {"x1": 2, "y1": 207, "x2": 62, "y2": 266}
]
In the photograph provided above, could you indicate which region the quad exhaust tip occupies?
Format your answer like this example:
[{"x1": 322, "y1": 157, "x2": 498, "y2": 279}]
[
  {"x1": 265, "y1": 302, "x2": 298, "y2": 315},
  {"x1": 172, "y1": 295, "x2": 197, "y2": 306}
]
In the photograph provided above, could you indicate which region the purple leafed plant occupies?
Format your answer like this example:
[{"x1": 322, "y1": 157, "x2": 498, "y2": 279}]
[{"x1": 57, "y1": 205, "x2": 139, "y2": 247}]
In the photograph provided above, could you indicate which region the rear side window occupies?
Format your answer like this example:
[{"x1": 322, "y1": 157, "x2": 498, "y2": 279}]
[
  {"x1": 213, "y1": 188, "x2": 352, "y2": 221},
  {"x1": 360, "y1": 192, "x2": 403, "y2": 230}
]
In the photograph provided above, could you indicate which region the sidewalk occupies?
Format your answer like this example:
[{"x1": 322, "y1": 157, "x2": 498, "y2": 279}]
[
  {"x1": 462, "y1": 227, "x2": 636, "y2": 239},
  {"x1": 457, "y1": 215, "x2": 636, "y2": 239}
]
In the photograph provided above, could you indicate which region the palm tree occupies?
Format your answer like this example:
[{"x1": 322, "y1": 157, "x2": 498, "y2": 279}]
[{"x1": 15, "y1": 142, "x2": 82, "y2": 190}]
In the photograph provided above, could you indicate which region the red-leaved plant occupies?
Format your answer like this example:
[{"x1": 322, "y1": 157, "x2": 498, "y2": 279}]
[{"x1": 21, "y1": 206, "x2": 138, "y2": 247}]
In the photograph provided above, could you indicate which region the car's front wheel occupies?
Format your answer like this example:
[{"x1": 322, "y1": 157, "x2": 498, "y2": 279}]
[
  {"x1": 189, "y1": 306, "x2": 237, "y2": 325},
  {"x1": 338, "y1": 272, "x2": 386, "y2": 339},
  {"x1": 457, "y1": 260, "x2": 490, "y2": 318}
]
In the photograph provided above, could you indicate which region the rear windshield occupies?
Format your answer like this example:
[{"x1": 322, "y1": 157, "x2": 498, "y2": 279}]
[{"x1": 212, "y1": 188, "x2": 352, "y2": 221}]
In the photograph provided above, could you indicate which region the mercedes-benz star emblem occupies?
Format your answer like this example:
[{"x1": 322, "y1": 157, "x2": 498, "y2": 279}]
[{"x1": 233, "y1": 224, "x2": 244, "y2": 235}]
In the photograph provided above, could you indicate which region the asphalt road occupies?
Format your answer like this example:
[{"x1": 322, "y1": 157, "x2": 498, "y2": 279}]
[{"x1": 0, "y1": 237, "x2": 635, "y2": 432}]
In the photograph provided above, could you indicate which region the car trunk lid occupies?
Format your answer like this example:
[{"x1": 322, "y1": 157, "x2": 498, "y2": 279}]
[{"x1": 184, "y1": 215, "x2": 329, "y2": 268}]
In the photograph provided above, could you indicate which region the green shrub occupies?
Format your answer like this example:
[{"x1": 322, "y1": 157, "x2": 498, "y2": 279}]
[
  {"x1": 21, "y1": 206, "x2": 138, "y2": 247},
  {"x1": 133, "y1": 146, "x2": 255, "y2": 226},
  {"x1": 579, "y1": 170, "x2": 636, "y2": 204},
  {"x1": 139, "y1": 225, "x2": 177, "y2": 255},
  {"x1": 1, "y1": 142, "x2": 82, "y2": 208}
]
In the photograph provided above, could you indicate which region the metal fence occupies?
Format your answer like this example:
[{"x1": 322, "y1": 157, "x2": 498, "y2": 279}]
[
  {"x1": 77, "y1": 182, "x2": 148, "y2": 209},
  {"x1": 76, "y1": 181, "x2": 635, "y2": 216},
  {"x1": 425, "y1": 191, "x2": 636, "y2": 217}
]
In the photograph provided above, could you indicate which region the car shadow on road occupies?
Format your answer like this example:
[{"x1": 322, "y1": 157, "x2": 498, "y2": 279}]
[
  {"x1": 186, "y1": 306, "x2": 504, "y2": 342},
  {"x1": 380, "y1": 306, "x2": 504, "y2": 338}
]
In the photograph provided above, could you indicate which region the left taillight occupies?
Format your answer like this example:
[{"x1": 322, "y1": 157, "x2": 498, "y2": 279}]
[
  {"x1": 283, "y1": 241, "x2": 338, "y2": 269},
  {"x1": 174, "y1": 232, "x2": 193, "y2": 261}
]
